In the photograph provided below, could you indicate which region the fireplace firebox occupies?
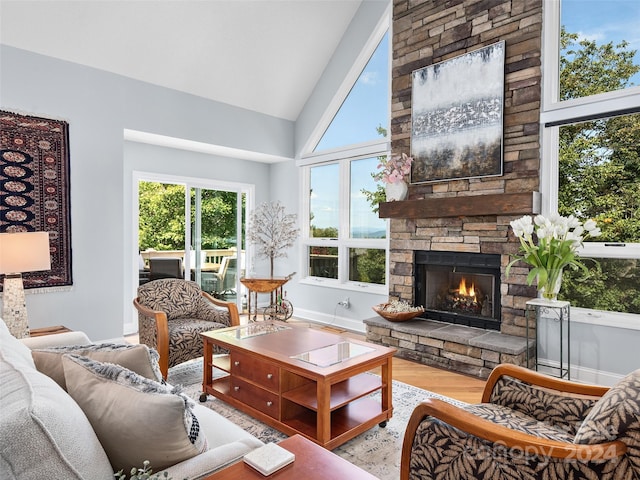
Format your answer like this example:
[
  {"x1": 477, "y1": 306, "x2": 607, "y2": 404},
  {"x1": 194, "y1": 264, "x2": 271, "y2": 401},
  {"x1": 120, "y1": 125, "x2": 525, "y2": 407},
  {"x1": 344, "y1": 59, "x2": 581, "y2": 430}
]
[{"x1": 414, "y1": 251, "x2": 501, "y2": 330}]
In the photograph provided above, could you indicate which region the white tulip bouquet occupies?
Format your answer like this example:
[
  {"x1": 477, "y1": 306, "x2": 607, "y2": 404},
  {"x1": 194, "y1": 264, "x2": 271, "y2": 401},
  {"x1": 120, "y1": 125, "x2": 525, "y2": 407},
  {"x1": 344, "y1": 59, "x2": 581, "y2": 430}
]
[{"x1": 506, "y1": 214, "x2": 601, "y2": 300}]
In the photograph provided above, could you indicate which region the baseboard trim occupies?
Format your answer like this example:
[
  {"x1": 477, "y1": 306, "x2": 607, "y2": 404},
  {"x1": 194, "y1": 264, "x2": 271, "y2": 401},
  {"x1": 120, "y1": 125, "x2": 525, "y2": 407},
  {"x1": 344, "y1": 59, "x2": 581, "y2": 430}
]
[
  {"x1": 537, "y1": 357, "x2": 624, "y2": 386},
  {"x1": 290, "y1": 308, "x2": 367, "y2": 334}
]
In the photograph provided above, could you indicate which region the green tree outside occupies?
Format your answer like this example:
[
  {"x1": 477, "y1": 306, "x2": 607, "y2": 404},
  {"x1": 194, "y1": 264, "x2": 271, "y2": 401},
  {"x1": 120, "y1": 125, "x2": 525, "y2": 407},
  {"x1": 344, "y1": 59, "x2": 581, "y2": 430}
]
[
  {"x1": 138, "y1": 181, "x2": 241, "y2": 251},
  {"x1": 558, "y1": 28, "x2": 640, "y2": 313}
]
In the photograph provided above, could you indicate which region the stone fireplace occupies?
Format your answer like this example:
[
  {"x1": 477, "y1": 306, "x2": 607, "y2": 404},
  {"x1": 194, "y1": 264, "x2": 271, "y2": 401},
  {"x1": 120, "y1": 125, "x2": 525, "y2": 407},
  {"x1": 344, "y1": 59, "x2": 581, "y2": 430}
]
[{"x1": 364, "y1": 0, "x2": 543, "y2": 379}]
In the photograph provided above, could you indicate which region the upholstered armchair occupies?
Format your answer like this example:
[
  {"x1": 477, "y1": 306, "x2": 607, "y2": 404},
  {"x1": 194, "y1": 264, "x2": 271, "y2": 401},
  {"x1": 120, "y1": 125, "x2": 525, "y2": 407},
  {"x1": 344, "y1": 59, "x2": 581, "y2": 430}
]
[
  {"x1": 401, "y1": 363, "x2": 640, "y2": 480},
  {"x1": 133, "y1": 278, "x2": 240, "y2": 378}
]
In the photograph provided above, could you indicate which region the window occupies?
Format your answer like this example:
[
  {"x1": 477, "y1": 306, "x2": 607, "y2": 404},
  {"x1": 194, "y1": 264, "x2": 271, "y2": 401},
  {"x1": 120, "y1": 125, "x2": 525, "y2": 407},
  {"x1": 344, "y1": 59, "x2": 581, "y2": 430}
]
[
  {"x1": 305, "y1": 156, "x2": 387, "y2": 287},
  {"x1": 315, "y1": 33, "x2": 390, "y2": 151},
  {"x1": 542, "y1": 1, "x2": 640, "y2": 315},
  {"x1": 301, "y1": 25, "x2": 390, "y2": 291}
]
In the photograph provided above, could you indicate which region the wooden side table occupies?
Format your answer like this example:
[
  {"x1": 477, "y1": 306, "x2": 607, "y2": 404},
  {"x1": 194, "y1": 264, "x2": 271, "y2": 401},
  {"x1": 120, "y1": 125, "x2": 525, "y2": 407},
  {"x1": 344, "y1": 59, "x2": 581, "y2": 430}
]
[
  {"x1": 203, "y1": 434, "x2": 378, "y2": 479},
  {"x1": 29, "y1": 325, "x2": 72, "y2": 337}
]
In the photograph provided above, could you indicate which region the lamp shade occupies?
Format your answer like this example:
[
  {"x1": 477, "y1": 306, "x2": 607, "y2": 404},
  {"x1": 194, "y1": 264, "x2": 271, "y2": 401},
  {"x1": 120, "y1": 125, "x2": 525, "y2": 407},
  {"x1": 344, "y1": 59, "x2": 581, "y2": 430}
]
[{"x1": 0, "y1": 232, "x2": 51, "y2": 274}]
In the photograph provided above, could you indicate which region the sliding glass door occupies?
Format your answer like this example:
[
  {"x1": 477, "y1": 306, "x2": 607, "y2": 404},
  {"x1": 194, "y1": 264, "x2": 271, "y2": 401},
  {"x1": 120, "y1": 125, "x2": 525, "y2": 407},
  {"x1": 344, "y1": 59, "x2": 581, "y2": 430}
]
[
  {"x1": 189, "y1": 187, "x2": 246, "y2": 300},
  {"x1": 137, "y1": 176, "x2": 249, "y2": 303}
]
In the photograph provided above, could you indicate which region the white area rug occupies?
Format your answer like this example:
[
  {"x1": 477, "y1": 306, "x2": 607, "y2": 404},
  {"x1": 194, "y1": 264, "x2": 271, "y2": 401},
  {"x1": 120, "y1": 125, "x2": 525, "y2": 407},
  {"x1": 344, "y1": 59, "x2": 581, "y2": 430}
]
[{"x1": 168, "y1": 359, "x2": 466, "y2": 480}]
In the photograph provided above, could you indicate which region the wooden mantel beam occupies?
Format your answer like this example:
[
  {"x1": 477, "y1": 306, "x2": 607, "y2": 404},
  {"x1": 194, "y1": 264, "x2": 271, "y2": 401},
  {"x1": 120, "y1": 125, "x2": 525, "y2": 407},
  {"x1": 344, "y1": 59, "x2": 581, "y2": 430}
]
[{"x1": 378, "y1": 191, "x2": 541, "y2": 219}]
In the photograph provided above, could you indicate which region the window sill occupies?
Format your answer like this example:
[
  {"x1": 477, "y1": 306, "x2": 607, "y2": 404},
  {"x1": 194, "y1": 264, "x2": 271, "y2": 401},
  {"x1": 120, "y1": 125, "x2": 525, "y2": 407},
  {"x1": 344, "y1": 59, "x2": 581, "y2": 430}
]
[
  {"x1": 299, "y1": 277, "x2": 387, "y2": 295},
  {"x1": 571, "y1": 307, "x2": 640, "y2": 331}
]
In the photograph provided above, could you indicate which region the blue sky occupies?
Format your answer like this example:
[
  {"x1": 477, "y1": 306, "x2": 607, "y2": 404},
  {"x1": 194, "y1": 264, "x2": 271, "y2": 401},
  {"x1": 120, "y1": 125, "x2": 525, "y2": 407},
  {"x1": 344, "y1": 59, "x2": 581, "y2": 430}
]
[
  {"x1": 314, "y1": 32, "x2": 389, "y2": 152},
  {"x1": 562, "y1": 0, "x2": 640, "y2": 86}
]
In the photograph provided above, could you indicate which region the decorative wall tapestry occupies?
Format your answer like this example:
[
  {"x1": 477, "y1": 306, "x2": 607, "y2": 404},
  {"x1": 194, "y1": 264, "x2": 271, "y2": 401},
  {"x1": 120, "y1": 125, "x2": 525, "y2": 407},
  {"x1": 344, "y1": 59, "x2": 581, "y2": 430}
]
[
  {"x1": 0, "y1": 110, "x2": 72, "y2": 291},
  {"x1": 411, "y1": 41, "x2": 505, "y2": 183}
]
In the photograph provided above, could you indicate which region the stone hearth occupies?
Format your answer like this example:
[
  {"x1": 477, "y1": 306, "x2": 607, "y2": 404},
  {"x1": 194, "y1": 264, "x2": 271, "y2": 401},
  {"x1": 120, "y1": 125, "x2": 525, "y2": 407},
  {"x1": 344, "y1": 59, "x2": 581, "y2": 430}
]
[{"x1": 365, "y1": 316, "x2": 534, "y2": 379}]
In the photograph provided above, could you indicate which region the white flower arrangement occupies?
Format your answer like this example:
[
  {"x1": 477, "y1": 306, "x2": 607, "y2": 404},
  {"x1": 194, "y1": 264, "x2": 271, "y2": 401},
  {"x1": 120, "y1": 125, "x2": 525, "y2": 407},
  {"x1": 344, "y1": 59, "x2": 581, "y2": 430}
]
[{"x1": 506, "y1": 213, "x2": 601, "y2": 299}]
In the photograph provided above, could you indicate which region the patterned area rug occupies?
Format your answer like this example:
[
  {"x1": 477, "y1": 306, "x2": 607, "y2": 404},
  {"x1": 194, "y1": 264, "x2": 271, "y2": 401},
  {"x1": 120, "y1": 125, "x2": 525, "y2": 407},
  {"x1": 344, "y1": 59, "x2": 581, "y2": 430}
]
[{"x1": 168, "y1": 359, "x2": 466, "y2": 480}]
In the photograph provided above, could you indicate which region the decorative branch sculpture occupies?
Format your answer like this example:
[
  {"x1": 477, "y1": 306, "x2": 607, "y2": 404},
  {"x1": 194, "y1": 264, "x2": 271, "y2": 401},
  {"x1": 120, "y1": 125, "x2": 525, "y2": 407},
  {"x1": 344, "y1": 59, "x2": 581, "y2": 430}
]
[{"x1": 247, "y1": 201, "x2": 299, "y2": 277}]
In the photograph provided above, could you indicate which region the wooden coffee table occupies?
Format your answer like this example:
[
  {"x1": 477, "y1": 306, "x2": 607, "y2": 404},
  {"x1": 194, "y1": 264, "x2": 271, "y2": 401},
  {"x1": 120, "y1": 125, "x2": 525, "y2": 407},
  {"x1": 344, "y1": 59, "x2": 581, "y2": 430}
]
[
  {"x1": 201, "y1": 322, "x2": 396, "y2": 449},
  {"x1": 203, "y1": 434, "x2": 378, "y2": 479}
]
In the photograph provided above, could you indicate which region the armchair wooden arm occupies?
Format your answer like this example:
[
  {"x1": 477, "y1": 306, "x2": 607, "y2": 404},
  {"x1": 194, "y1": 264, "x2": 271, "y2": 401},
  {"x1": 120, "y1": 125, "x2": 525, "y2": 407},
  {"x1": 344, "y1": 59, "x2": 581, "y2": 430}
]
[
  {"x1": 202, "y1": 291, "x2": 240, "y2": 327},
  {"x1": 132, "y1": 297, "x2": 170, "y2": 378},
  {"x1": 482, "y1": 364, "x2": 610, "y2": 402},
  {"x1": 400, "y1": 398, "x2": 626, "y2": 480}
]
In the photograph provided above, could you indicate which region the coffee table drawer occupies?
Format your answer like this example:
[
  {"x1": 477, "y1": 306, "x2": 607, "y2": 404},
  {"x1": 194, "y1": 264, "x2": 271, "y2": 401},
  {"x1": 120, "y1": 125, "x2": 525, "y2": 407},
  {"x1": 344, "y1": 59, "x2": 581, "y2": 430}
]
[
  {"x1": 230, "y1": 377, "x2": 280, "y2": 418},
  {"x1": 231, "y1": 351, "x2": 280, "y2": 391}
]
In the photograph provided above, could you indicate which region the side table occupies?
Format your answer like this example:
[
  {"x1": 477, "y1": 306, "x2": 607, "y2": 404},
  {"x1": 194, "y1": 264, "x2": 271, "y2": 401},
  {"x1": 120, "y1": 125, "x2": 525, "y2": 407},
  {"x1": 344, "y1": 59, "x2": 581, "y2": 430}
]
[
  {"x1": 29, "y1": 325, "x2": 72, "y2": 337},
  {"x1": 525, "y1": 299, "x2": 570, "y2": 380},
  {"x1": 203, "y1": 434, "x2": 378, "y2": 480}
]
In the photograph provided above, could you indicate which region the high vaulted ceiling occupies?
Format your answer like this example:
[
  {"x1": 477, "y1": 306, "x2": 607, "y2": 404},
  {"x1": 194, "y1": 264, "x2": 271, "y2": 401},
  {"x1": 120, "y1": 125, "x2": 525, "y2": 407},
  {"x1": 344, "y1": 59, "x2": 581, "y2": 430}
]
[{"x1": 0, "y1": 0, "x2": 364, "y2": 121}]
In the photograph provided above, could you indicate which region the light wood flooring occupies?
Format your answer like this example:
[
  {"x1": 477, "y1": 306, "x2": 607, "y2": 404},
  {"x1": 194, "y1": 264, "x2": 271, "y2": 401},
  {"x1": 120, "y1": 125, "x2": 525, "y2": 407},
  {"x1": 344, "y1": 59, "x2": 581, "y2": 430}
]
[{"x1": 126, "y1": 317, "x2": 486, "y2": 404}]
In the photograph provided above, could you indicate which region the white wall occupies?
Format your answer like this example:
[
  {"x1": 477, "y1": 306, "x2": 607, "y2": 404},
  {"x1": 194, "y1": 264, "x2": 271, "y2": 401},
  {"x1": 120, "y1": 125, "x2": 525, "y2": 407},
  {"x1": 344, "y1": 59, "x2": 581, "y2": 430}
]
[
  {"x1": 0, "y1": 45, "x2": 289, "y2": 341},
  {"x1": 537, "y1": 308, "x2": 640, "y2": 385}
]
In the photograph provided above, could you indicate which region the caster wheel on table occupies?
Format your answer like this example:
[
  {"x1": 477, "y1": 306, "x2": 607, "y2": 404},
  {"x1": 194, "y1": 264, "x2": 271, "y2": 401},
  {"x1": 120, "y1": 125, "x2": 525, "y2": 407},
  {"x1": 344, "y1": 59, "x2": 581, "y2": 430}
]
[
  {"x1": 379, "y1": 420, "x2": 388, "y2": 428},
  {"x1": 199, "y1": 393, "x2": 208, "y2": 403}
]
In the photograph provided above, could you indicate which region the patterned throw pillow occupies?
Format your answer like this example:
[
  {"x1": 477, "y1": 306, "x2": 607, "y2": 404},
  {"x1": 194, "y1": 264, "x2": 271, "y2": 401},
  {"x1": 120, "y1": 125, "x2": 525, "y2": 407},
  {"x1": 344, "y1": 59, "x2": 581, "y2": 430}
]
[
  {"x1": 490, "y1": 375, "x2": 599, "y2": 436},
  {"x1": 32, "y1": 343, "x2": 163, "y2": 390},
  {"x1": 574, "y1": 369, "x2": 640, "y2": 444},
  {"x1": 61, "y1": 354, "x2": 208, "y2": 474}
]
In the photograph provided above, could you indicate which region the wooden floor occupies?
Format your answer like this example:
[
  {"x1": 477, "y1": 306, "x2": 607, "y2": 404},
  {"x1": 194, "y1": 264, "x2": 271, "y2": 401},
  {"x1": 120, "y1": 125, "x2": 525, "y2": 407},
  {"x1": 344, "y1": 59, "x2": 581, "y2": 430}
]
[{"x1": 386, "y1": 356, "x2": 484, "y2": 403}]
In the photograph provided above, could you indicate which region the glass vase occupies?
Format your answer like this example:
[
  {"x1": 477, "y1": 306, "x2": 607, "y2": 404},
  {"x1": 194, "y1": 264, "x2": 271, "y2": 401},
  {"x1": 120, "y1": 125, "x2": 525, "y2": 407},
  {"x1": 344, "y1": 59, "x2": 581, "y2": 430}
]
[
  {"x1": 385, "y1": 181, "x2": 408, "y2": 202},
  {"x1": 539, "y1": 268, "x2": 563, "y2": 301}
]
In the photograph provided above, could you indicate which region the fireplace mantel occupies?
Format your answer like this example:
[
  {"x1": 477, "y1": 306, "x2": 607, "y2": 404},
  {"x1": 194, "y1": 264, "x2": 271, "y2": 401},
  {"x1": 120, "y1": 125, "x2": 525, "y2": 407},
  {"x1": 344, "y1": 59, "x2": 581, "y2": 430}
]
[{"x1": 378, "y1": 191, "x2": 541, "y2": 219}]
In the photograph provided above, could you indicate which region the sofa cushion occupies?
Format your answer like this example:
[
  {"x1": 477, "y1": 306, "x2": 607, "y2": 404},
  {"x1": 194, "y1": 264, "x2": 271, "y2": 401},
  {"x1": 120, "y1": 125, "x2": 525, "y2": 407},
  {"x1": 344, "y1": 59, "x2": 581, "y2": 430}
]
[
  {"x1": 61, "y1": 354, "x2": 208, "y2": 474},
  {"x1": 0, "y1": 317, "x2": 36, "y2": 370},
  {"x1": 32, "y1": 343, "x2": 162, "y2": 390},
  {"x1": 0, "y1": 320, "x2": 113, "y2": 480},
  {"x1": 574, "y1": 368, "x2": 640, "y2": 444}
]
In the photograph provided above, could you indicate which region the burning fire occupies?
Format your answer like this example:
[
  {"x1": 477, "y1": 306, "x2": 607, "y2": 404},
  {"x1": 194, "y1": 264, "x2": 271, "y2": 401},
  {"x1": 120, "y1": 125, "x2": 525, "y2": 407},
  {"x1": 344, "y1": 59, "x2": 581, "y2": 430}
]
[
  {"x1": 439, "y1": 275, "x2": 487, "y2": 317},
  {"x1": 458, "y1": 278, "x2": 476, "y2": 298}
]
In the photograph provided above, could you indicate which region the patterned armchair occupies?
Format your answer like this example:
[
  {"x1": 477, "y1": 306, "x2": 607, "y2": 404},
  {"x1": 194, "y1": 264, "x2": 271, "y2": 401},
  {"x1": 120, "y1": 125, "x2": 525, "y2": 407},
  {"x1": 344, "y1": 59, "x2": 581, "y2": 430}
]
[
  {"x1": 401, "y1": 363, "x2": 640, "y2": 480},
  {"x1": 133, "y1": 279, "x2": 240, "y2": 379}
]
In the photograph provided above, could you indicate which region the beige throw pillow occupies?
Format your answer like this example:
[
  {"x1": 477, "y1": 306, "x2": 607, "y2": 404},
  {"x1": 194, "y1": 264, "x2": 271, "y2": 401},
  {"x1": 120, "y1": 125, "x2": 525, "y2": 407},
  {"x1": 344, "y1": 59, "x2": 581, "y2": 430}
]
[
  {"x1": 32, "y1": 343, "x2": 163, "y2": 390},
  {"x1": 61, "y1": 354, "x2": 208, "y2": 474}
]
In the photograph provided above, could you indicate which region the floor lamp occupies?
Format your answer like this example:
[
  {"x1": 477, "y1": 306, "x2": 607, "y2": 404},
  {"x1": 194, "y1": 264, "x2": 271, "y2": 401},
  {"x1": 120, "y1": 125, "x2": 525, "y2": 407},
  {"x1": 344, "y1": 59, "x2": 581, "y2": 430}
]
[{"x1": 0, "y1": 231, "x2": 51, "y2": 338}]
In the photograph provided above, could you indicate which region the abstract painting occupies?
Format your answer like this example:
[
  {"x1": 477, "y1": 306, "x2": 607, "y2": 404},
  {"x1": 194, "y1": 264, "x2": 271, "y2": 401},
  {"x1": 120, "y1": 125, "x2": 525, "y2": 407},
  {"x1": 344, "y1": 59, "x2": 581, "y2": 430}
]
[{"x1": 411, "y1": 41, "x2": 505, "y2": 183}]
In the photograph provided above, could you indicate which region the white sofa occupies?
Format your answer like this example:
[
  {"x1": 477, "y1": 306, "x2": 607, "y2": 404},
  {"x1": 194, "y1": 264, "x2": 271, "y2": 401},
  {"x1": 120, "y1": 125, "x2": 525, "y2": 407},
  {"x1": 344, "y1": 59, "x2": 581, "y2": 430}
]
[{"x1": 0, "y1": 318, "x2": 263, "y2": 480}]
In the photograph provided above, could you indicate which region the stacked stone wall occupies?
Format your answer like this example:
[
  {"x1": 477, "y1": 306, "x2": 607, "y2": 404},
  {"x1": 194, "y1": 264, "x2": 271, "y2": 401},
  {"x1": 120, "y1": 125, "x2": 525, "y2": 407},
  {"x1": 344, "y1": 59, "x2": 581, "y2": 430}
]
[{"x1": 387, "y1": 0, "x2": 543, "y2": 340}]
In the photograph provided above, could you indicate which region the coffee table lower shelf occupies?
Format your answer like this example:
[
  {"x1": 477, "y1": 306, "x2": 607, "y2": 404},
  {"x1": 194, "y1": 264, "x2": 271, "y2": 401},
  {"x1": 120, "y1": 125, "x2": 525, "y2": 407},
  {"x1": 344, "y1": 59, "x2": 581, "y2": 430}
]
[
  {"x1": 203, "y1": 371, "x2": 390, "y2": 450},
  {"x1": 281, "y1": 397, "x2": 386, "y2": 442}
]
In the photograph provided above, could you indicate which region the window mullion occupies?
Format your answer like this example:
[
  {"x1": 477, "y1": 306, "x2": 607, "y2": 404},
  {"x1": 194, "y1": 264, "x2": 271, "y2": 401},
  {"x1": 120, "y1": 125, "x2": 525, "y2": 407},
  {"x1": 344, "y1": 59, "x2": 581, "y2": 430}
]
[
  {"x1": 541, "y1": 0, "x2": 561, "y2": 109},
  {"x1": 338, "y1": 160, "x2": 351, "y2": 282}
]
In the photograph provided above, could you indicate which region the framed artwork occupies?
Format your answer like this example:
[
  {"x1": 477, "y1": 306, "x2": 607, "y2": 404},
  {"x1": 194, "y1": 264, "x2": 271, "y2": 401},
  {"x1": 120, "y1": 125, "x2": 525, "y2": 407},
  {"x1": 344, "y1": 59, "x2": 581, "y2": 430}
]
[
  {"x1": 0, "y1": 110, "x2": 72, "y2": 291},
  {"x1": 410, "y1": 41, "x2": 505, "y2": 184}
]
